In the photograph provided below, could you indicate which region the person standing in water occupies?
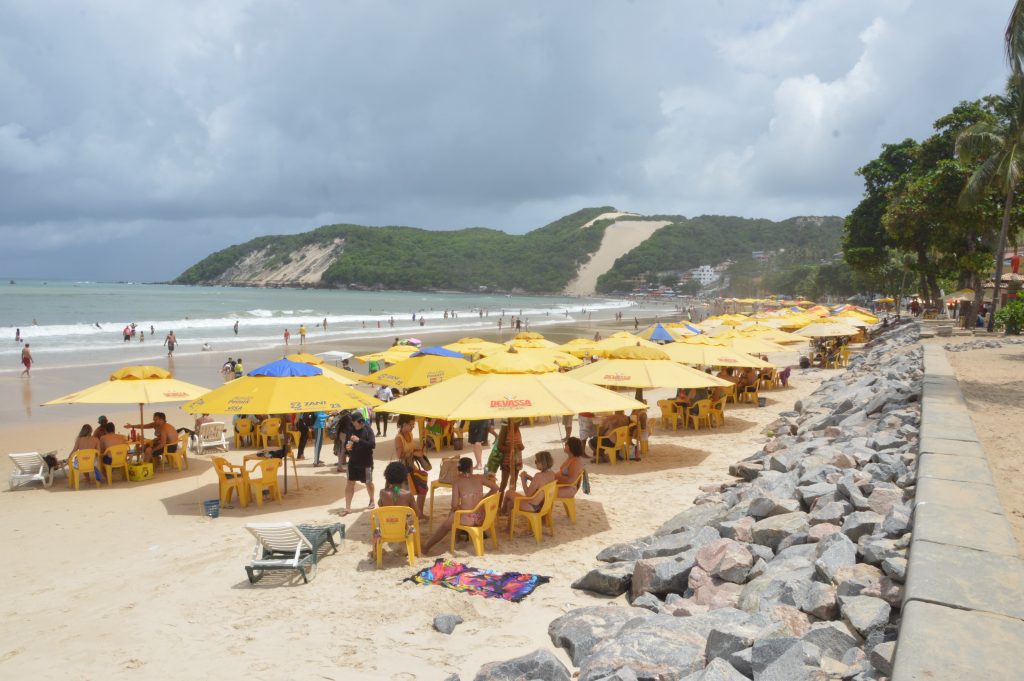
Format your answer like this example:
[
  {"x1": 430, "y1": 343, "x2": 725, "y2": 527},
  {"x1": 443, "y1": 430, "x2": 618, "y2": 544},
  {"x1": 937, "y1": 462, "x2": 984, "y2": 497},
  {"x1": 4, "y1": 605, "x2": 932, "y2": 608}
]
[
  {"x1": 233, "y1": 320, "x2": 239, "y2": 335},
  {"x1": 299, "y1": 324, "x2": 307, "y2": 345},
  {"x1": 15, "y1": 328, "x2": 20, "y2": 343},
  {"x1": 20, "y1": 344, "x2": 32, "y2": 376}
]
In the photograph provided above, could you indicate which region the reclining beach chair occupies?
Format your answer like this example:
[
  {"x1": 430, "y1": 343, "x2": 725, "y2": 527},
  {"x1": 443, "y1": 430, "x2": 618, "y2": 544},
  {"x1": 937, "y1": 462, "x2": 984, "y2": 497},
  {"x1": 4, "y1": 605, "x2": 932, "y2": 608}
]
[
  {"x1": 244, "y1": 522, "x2": 345, "y2": 584},
  {"x1": 8, "y1": 451, "x2": 60, "y2": 489},
  {"x1": 195, "y1": 421, "x2": 229, "y2": 455}
]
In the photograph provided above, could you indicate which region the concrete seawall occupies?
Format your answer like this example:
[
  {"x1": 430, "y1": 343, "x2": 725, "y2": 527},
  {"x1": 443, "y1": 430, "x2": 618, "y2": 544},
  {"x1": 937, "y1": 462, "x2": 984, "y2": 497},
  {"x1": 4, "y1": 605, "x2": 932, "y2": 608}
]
[{"x1": 891, "y1": 344, "x2": 1024, "y2": 680}]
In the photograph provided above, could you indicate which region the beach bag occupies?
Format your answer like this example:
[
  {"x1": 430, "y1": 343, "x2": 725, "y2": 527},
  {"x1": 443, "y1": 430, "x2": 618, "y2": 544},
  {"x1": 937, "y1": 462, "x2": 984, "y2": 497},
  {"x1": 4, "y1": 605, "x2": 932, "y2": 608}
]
[
  {"x1": 413, "y1": 454, "x2": 432, "y2": 472},
  {"x1": 437, "y1": 455, "x2": 460, "y2": 485},
  {"x1": 485, "y1": 441, "x2": 502, "y2": 474},
  {"x1": 581, "y1": 469, "x2": 591, "y2": 495}
]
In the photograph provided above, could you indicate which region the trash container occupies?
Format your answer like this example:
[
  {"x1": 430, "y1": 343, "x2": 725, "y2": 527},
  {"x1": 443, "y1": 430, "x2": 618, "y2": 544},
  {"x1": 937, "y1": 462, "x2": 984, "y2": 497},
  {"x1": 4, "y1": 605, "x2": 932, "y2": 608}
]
[
  {"x1": 757, "y1": 397, "x2": 767, "y2": 408},
  {"x1": 203, "y1": 499, "x2": 221, "y2": 518}
]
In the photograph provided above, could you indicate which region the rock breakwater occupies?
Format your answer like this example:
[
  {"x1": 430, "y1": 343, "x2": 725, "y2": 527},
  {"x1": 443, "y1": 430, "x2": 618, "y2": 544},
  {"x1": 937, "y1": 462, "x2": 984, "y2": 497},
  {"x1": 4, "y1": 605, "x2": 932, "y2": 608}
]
[{"x1": 471, "y1": 321, "x2": 922, "y2": 681}]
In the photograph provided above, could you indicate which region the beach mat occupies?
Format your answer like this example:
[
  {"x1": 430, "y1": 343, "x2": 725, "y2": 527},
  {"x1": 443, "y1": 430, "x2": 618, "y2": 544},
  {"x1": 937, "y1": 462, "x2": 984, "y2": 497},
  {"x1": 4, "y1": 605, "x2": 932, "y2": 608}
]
[{"x1": 405, "y1": 558, "x2": 550, "y2": 602}]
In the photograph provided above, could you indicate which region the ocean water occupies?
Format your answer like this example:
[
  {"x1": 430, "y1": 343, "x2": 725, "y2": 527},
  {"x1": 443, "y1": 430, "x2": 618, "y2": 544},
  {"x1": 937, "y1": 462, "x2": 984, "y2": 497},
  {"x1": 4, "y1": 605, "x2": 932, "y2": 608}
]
[{"x1": 0, "y1": 280, "x2": 634, "y2": 370}]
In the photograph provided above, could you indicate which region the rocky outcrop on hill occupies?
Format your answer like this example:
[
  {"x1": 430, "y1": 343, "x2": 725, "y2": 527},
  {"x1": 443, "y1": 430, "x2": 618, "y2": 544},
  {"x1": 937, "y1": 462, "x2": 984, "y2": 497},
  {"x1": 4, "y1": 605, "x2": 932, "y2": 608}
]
[{"x1": 471, "y1": 321, "x2": 921, "y2": 681}]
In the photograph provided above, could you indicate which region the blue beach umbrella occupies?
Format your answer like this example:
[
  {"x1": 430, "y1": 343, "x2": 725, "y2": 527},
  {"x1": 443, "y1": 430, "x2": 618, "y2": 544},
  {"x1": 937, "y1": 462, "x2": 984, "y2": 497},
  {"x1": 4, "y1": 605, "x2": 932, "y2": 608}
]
[
  {"x1": 412, "y1": 346, "x2": 466, "y2": 359},
  {"x1": 249, "y1": 358, "x2": 323, "y2": 377},
  {"x1": 646, "y1": 324, "x2": 677, "y2": 342}
]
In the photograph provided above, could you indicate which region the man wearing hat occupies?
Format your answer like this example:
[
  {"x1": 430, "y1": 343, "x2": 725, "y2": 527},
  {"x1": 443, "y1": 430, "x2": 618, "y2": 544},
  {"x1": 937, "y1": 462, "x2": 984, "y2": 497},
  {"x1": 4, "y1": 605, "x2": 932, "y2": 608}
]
[
  {"x1": 341, "y1": 412, "x2": 376, "y2": 515},
  {"x1": 92, "y1": 415, "x2": 109, "y2": 439}
]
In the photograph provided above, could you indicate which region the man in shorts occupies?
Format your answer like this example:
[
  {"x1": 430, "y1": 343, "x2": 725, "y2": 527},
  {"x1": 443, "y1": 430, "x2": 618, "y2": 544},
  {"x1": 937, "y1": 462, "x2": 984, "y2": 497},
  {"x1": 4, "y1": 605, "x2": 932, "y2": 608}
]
[
  {"x1": 467, "y1": 418, "x2": 496, "y2": 469},
  {"x1": 125, "y1": 411, "x2": 178, "y2": 464},
  {"x1": 342, "y1": 413, "x2": 375, "y2": 515}
]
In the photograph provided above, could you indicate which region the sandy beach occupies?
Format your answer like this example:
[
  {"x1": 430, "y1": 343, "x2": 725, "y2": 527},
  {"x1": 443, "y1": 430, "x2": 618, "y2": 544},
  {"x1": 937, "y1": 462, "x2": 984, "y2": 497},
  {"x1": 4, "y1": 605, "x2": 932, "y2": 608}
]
[{"x1": 0, "y1": 316, "x2": 818, "y2": 680}]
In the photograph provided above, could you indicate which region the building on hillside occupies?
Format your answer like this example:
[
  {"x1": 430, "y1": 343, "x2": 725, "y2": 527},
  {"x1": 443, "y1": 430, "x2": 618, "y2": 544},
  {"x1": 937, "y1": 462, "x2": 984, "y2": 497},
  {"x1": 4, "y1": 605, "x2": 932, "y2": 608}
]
[{"x1": 691, "y1": 265, "x2": 719, "y2": 286}]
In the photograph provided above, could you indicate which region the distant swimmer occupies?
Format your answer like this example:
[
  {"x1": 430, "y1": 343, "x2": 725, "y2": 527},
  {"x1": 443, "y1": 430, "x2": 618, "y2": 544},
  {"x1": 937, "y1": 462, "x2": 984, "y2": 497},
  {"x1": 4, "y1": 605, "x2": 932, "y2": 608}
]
[
  {"x1": 95, "y1": 322, "x2": 102, "y2": 329},
  {"x1": 233, "y1": 320, "x2": 239, "y2": 335},
  {"x1": 32, "y1": 319, "x2": 37, "y2": 325},
  {"x1": 150, "y1": 325, "x2": 154, "y2": 336},
  {"x1": 20, "y1": 344, "x2": 32, "y2": 377},
  {"x1": 139, "y1": 331, "x2": 145, "y2": 342}
]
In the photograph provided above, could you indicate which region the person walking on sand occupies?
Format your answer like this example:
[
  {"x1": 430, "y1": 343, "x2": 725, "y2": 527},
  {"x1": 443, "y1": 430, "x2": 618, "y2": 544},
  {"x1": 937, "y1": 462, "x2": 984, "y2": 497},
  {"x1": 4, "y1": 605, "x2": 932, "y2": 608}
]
[
  {"x1": 164, "y1": 331, "x2": 176, "y2": 356},
  {"x1": 20, "y1": 344, "x2": 32, "y2": 376},
  {"x1": 298, "y1": 324, "x2": 307, "y2": 345},
  {"x1": 341, "y1": 413, "x2": 376, "y2": 515},
  {"x1": 283, "y1": 328, "x2": 290, "y2": 346}
]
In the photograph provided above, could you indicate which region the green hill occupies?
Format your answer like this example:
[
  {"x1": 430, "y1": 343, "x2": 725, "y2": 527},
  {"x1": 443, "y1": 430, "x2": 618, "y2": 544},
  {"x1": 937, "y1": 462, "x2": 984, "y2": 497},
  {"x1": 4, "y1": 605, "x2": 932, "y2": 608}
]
[
  {"x1": 174, "y1": 209, "x2": 844, "y2": 294},
  {"x1": 595, "y1": 215, "x2": 844, "y2": 293}
]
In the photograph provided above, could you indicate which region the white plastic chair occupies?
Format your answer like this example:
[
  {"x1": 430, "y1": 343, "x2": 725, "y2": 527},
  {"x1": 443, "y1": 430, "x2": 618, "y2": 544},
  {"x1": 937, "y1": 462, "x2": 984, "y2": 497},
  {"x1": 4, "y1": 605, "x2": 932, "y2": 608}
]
[
  {"x1": 244, "y1": 522, "x2": 344, "y2": 584},
  {"x1": 196, "y1": 421, "x2": 229, "y2": 455},
  {"x1": 8, "y1": 451, "x2": 59, "y2": 489}
]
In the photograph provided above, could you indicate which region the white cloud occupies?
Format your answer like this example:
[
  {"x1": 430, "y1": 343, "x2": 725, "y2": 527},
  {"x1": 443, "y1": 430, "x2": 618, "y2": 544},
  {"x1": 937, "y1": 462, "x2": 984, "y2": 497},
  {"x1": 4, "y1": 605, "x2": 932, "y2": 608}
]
[{"x1": 0, "y1": 0, "x2": 1013, "y2": 278}]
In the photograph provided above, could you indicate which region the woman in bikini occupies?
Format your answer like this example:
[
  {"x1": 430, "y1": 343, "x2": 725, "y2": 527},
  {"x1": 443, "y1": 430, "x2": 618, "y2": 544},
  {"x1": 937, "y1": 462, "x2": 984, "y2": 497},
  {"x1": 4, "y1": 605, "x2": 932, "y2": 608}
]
[
  {"x1": 394, "y1": 414, "x2": 429, "y2": 519},
  {"x1": 554, "y1": 437, "x2": 587, "y2": 498},
  {"x1": 421, "y1": 457, "x2": 498, "y2": 553},
  {"x1": 371, "y1": 462, "x2": 418, "y2": 559},
  {"x1": 503, "y1": 450, "x2": 556, "y2": 514}
]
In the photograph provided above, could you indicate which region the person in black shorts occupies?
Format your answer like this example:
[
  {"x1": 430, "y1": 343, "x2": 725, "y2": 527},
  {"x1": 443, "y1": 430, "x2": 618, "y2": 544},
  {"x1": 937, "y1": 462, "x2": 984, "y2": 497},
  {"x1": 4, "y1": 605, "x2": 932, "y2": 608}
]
[
  {"x1": 467, "y1": 419, "x2": 495, "y2": 470},
  {"x1": 342, "y1": 413, "x2": 376, "y2": 515}
]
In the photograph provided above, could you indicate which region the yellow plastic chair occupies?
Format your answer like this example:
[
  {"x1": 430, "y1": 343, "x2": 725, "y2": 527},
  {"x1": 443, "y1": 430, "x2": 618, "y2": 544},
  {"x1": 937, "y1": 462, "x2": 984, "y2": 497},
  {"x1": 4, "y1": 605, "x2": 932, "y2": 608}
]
[
  {"x1": 102, "y1": 444, "x2": 130, "y2": 485},
  {"x1": 247, "y1": 458, "x2": 282, "y2": 507},
  {"x1": 556, "y1": 472, "x2": 584, "y2": 524},
  {"x1": 68, "y1": 449, "x2": 100, "y2": 490},
  {"x1": 724, "y1": 383, "x2": 739, "y2": 404},
  {"x1": 235, "y1": 418, "x2": 255, "y2": 448},
  {"x1": 685, "y1": 400, "x2": 712, "y2": 430},
  {"x1": 595, "y1": 426, "x2": 630, "y2": 465},
  {"x1": 162, "y1": 433, "x2": 191, "y2": 471},
  {"x1": 260, "y1": 418, "x2": 283, "y2": 449},
  {"x1": 740, "y1": 384, "x2": 759, "y2": 404},
  {"x1": 839, "y1": 347, "x2": 850, "y2": 367},
  {"x1": 709, "y1": 397, "x2": 727, "y2": 427},
  {"x1": 212, "y1": 456, "x2": 249, "y2": 507},
  {"x1": 371, "y1": 506, "x2": 422, "y2": 568},
  {"x1": 417, "y1": 418, "x2": 448, "y2": 452},
  {"x1": 657, "y1": 400, "x2": 681, "y2": 431},
  {"x1": 509, "y1": 481, "x2": 558, "y2": 543},
  {"x1": 451, "y1": 494, "x2": 499, "y2": 556}
]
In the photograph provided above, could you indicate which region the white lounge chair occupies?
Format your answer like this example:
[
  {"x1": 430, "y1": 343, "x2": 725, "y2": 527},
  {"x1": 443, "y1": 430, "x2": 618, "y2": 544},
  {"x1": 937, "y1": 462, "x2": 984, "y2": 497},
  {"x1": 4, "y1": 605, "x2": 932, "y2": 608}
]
[
  {"x1": 244, "y1": 522, "x2": 344, "y2": 584},
  {"x1": 195, "y1": 421, "x2": 229, "y2": 455},
  {"x1": 8, "y1": 451, "x2": 60, "y2": 489}
]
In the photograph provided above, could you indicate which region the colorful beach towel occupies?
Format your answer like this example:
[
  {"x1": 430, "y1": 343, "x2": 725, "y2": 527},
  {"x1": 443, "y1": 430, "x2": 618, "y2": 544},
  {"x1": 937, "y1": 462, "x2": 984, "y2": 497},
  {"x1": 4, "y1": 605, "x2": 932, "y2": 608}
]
[{"x1": 406, "y1": 558, "x2": 550, "y2": 602}]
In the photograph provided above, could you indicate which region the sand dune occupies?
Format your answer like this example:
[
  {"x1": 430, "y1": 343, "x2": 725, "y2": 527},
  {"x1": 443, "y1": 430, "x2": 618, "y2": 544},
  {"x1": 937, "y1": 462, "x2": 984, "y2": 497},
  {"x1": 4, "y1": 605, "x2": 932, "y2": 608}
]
[{"x1": 564, "y1": 220, "x2": 670, "y2": 296}]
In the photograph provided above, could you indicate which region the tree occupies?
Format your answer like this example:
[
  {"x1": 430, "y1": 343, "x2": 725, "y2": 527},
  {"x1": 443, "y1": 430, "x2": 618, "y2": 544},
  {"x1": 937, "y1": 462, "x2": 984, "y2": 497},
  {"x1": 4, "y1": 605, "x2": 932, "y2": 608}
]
[{"x1": 956, "y1": 76, "x2": 1024, "y2": 330}]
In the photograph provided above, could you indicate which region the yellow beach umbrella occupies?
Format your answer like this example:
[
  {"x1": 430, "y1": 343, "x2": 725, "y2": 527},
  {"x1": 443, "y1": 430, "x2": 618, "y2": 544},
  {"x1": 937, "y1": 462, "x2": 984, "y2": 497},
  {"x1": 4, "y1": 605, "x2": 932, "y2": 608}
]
[
  {"x1": 364, "y1": 354, "x2": 470, "y2": 389},
  {"x1": 182, "y1": 359, "x2": 380, "y2": 415},
  {"x1": 832, "y1": 310, "x2": 879, "y2": 326},
  {"x1": 356, "y1": 344, "x2": 419, "y2": 365},
  {"x1": 740, "y1": 324, "x2": 811, "y2": 344},
  {"x1": 443, "y1": 337, "x2": 506, "y2": 357},
  {"x1": 557, "y1": 338, "x2": 603, "y2": 358},
  {"x1": 471, "y1": 348, "x2": 582, "y2": 374},
  {"x1": 795, "y1": 322, "x2": 860, "y2": 338},
  {"x1": 593, "y1": 334, "x2": 663, "y2": 356},
  {"x1": 44, "y1": 365, "x2": 210, "y2": 430},
  {"x1": 378, "y1": 372, "x2": 644, "y2": 420},
  {"x1": 722, "y1": 337, "x2": 789, "y2": 354},
  {"x1": 661, "y1": 344, "x2": 775, "y2": 369},
  {"x1": 569, "y1": 348, "x2": 732, "y2": 390},
  {"x1": 288, "y1": 353, "x2": 362, "y2": 385},
  {"x1": 506, "y1": 337, "x2": 559, "y2": 349},
  {"x1": 874, "y1": 297, "x2": 895, "y2": 304}
]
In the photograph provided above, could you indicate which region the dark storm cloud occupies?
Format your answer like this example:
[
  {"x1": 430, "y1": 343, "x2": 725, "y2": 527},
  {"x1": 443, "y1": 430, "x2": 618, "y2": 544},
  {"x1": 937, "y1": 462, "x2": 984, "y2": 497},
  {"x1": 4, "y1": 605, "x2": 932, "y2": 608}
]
[{"x1": 0, "y1": 0, "x2": 1011, "y2": 280}]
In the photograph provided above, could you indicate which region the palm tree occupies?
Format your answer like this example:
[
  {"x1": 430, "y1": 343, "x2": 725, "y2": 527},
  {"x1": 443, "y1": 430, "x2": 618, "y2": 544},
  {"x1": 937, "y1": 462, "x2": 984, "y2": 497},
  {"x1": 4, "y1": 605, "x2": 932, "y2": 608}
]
[
  {"x1": 1007, "y1": 1, "x2": 1024, "y2": 74},
  {"x1": 956, "y1": 76, "x2": 1024, "y2": 330}
]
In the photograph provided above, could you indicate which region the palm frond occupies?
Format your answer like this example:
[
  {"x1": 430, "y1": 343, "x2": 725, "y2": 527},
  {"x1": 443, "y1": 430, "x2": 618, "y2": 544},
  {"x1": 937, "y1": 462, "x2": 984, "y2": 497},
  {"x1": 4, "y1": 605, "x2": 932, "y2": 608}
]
[
  {"x1": 959, "y1": 154, "x2": 1003, "y2": 208},
  {"x1": 955, "y1": 122, "x2": 1004, "y2": 162},
  {"x1": 1008, "y1": 1, "x2": 1024, "y2": 73}
]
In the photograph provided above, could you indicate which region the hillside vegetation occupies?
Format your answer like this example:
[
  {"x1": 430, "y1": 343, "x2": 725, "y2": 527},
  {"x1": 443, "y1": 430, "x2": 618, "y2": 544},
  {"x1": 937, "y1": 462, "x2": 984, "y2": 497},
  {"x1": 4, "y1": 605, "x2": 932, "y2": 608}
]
[
  {"x1": 175, "y1": 207, "x2": 615, "y2": 293},
  {"x1": 175, "y1": 209, "x2": 844, "y2": 294},
  {"x1": 595, "y1": 215, "x2": 844, "y2": 293}
]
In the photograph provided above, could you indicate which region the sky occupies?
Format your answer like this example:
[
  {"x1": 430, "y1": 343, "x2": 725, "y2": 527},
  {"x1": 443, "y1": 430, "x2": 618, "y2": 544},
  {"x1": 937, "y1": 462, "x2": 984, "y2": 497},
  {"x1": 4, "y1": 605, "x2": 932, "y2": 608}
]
[{"x1": 0, "y1": 0, "x2": 1012, "y2": 281}]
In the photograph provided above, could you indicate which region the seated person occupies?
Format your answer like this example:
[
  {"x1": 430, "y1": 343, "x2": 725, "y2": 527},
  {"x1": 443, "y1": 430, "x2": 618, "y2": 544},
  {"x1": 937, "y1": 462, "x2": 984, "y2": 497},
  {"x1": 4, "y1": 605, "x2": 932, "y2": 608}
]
[
  {"x1": 554, "y1": 437, "x2": 587, "y2": 497},
  {"x1": 589, "y1": 410, "x2": 630, "y2": 459},
  {"x1": 673, "y1": 388, "x2": 696, "y2": 410},
  {"x1": 98, "y1": 422, "x2": 129, "y2": 454},
  {"x1": 421, "y1": 457, "x2": 498, "y2": 553},
  {"x1": 738, "y1": 367, "x2": 759, "y2": 391},
  {"x1": 72, "y1": 423, "x2": 100, "y2": 454},
  {"x1": 718, "y1": 367, "x2": 738, "y2": 383},
  {"x1": 503, "y1": 451, "x2": 556, "y2": 513},
  {"x1": 124, "y1": 412, "x2": 178, "y2": 464},
  {"x1": 92, "y1": 415, "x2": 109, "y2": 439},
  {"x1": 378, "y1": 461, "x2": 417, "y2": 510}
]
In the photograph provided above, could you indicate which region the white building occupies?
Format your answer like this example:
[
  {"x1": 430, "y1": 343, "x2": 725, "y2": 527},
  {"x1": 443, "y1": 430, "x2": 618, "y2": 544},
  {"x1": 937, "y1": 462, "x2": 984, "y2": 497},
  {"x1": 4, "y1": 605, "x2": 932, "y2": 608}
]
[{"x1": 692, "y1": 265, "x2": 719, "y2": 286}]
